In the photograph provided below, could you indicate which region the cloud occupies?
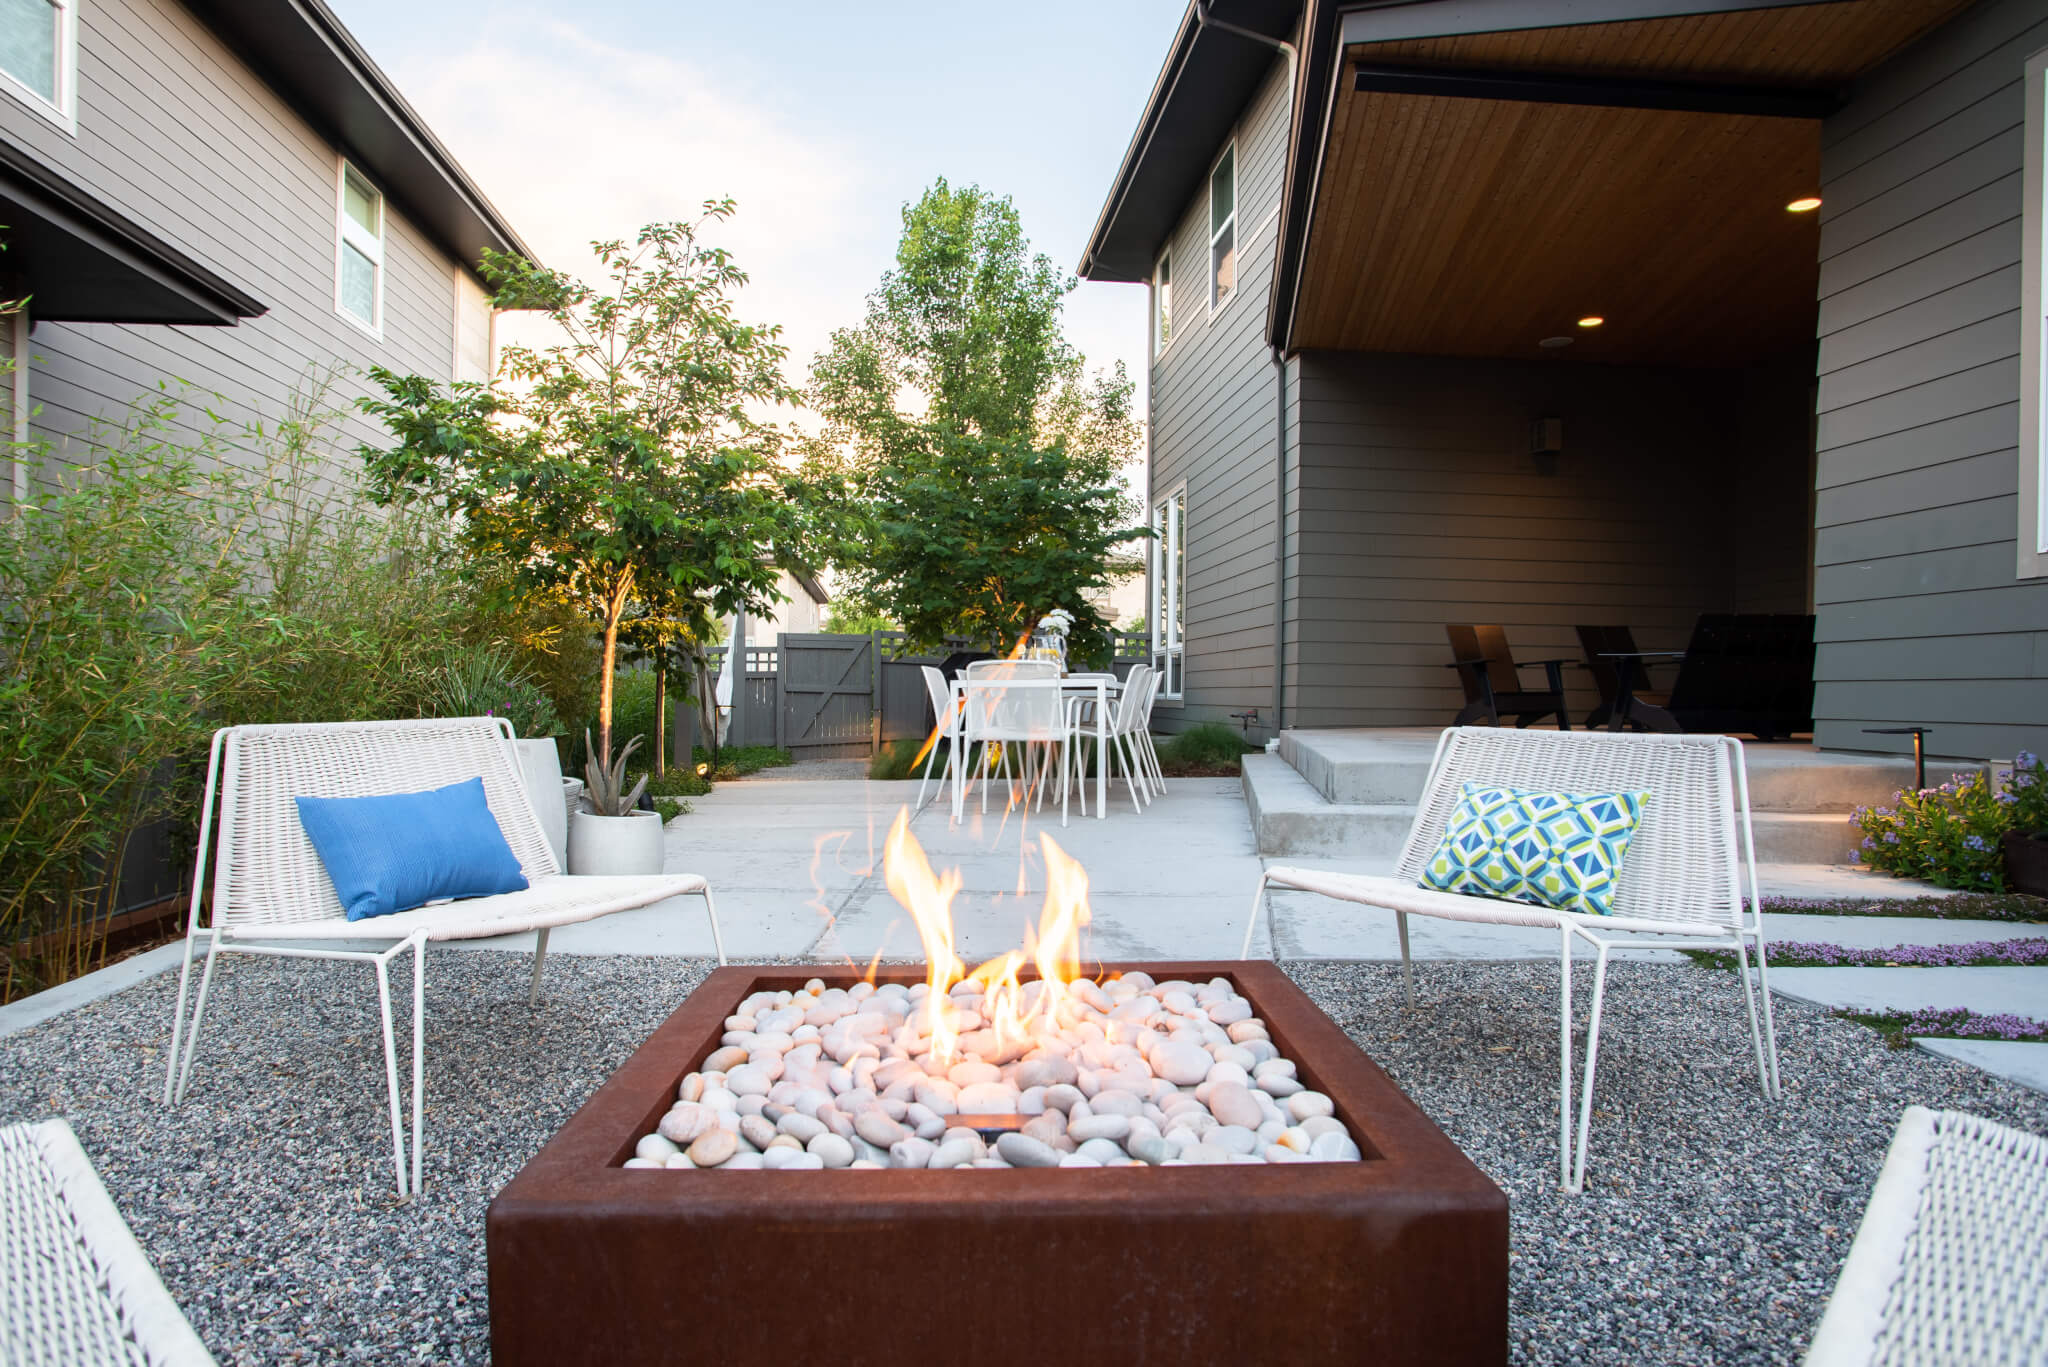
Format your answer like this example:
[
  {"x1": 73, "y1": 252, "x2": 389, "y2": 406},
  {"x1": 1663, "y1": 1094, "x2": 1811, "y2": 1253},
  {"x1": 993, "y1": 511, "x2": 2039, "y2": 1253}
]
[{"x1": 388, "y1": 20, "x2": 885, "y2": 386}]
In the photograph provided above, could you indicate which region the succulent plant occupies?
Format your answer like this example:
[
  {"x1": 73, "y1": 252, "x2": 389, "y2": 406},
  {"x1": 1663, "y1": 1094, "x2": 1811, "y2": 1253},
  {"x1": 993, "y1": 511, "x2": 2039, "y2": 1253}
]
[{"x1": 584, "y1": 730, "x2": 649, "y2": 817}]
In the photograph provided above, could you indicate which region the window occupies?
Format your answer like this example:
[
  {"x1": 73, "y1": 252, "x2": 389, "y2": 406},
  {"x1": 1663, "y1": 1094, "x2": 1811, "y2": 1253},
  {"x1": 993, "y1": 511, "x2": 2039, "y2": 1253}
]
[
  {"x1": 335, "y1": 160, "x2": 384, "y2": 335},
  {"x1": 452, "y1": 267, "x2": 495, "y2": 383},
  {"x1": 1153, "y1": 251, "x2": 1173, "y2": 357},
  {"x1": 0, "y1": 0, "x2": 74, "y2": 127},
  {"x1": 1208, "y1": 142, "x2": 1236, "y2": 312},
  {"x1": 2023, "y1": 47, "x2": 2048, "y2": 578},
  {"x1": 1151, "y1": 485, "x2": 1186, "y2": 699}
]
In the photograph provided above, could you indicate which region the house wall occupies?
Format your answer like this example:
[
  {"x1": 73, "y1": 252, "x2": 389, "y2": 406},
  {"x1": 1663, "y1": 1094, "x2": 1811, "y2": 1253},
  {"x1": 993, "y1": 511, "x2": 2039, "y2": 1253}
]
[
  {"x1": 1147, "y1": 54, "x2": 1292, "y2": 737},
  {"x1": 1283, "y1": 351, "x2": 1812, "y2": 728},
  {"x1": 1814, "y1": 0, "x2": 2048, "y2": 759},
  {"x1": 0, "y1": 0, "x2": 468, "y2": 490}
]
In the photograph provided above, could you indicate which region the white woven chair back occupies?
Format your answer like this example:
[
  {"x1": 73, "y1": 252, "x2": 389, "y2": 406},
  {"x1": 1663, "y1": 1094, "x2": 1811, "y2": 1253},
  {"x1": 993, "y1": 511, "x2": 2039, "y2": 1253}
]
[
  {"x1": 211, "y1": 717, "x2": 558, "y2": 929},
  {"x1": 960, "y1": 679, "x2": 1064, "y2": 742},
  {"x1": 1112, "y1": 665, "x2": 1154, "y2": 736},
  {"x1": 966, "y1": 659, "x2": 1059, "y2": 680},
  {"x1": 1394, "y1": 727, "x2": 1747, "y2": 929}
]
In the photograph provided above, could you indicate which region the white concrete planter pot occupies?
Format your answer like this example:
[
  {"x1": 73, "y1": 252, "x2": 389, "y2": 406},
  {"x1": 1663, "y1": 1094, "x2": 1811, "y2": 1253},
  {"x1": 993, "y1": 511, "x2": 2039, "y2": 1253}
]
[
  {"x1": 568, "y1": 808, "x2": 665, "y2": 876},
  {"x1": 514, "y1": 738, "x2": 568, "y2": 868}
]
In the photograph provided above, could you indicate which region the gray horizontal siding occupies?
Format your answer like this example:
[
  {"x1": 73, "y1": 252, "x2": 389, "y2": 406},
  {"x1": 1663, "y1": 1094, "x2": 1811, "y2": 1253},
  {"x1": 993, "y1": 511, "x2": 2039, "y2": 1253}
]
[
  {"x1": 1147, "y1": 54, "x2": 1292, "y2": 735},
  {"x1": 1, "y1": 0, "x2": 464, "y2": 485},
  {"x1": 1812, "y1": 0, "x2": 2048, "y2": 759},
  {"x1": 1282, "y1": 351, "x2": 1811, "y2": 730}
]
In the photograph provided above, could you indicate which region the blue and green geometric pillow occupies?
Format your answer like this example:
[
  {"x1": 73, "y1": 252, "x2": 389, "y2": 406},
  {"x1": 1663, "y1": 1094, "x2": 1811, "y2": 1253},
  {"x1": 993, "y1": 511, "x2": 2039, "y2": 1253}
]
[{"x1": 1420, "y1": 783, "x2": 1649, "y2": 917}]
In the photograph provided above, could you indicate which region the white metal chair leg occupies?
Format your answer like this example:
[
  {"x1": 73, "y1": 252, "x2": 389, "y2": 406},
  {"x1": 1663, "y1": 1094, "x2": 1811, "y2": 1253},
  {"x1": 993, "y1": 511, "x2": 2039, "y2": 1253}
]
[
  {"x1": 914, "y1": 734, "x2": 942, "y2": 809},
  {"x1": 1558, "y1": 923, "x2": 1574, "y2": 1191},
  {"x1": 702, "y1": 888, "x2": 727, "y2": 965},
  {"x1": 1569, "y1": 942, "x2": 1614, "y2": 1194},
  {"x1": 163, "y1": 932, "x2": 200, "y2": 1104},
  {"x1": 1755, "y1": 937, "x2": 1782, "y2": 1099},
  {"x1": 1733, "y1": 938, "x2": 1771, "y2": 1099},
  {"x1": 173, "y1": 929, "x2": 224, "y2": 1105},
  {"x1": 1396, "y1": 912, "x2": 1414, "y2": 1007},
  {"x1": 1240, "y1": 874, "x2": 1269, "y2": 959},
  {"x1": 372, "y1": 949, "x2": 410, "y2": 1199},
  {"x1": 410, "y1": 934, "x2": 425, "y2": 1198},
  {"x1": 528, "y1": 927, "x2": 551, "y2": 1007},
  {"x1": 1115, "y1": 733, "x2": 1144, "y2": 813}
]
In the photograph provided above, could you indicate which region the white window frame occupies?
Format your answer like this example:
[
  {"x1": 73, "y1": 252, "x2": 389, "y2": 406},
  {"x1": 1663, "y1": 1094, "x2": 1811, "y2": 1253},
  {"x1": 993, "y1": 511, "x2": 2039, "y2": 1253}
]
[
  {"x1": 334, "y1": 156, "x2": 385, "y2": 340},
  {"x1": 2020, "y1": 45, "x2": 2048, "y2": 578},
  {"x1": 0, "y1": 0, "x2": 78, "y2": 133},
  {"x1": 1153, "y1": 249, "x2": 1174, "y2": 359},
  {"x1": 1151, "y1": 482, "x2": 1187, "y2": 701},
  {"x1": 1207, "y1": 139, "x2": 1238, "y2": 318}
]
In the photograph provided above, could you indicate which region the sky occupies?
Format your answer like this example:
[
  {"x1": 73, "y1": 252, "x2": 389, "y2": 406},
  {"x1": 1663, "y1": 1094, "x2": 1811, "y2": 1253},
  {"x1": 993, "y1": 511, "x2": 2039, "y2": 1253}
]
[{"x1": 330, "y1": 0, "x2": 1185, "y2": 421}]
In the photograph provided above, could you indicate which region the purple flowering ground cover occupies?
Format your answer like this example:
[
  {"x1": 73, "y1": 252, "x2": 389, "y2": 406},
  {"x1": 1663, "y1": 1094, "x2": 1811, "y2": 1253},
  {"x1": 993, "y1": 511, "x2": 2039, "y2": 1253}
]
[
  {"x1": 1734, "y1": 938, "x2": 2048, "y2": 969},
  {"x1": 1757, "y1": 893, "x2": 2046, "y2": 923},
  {"x1": 1842, "y1": 1007, "x2": 2048, "y2": 1046}
]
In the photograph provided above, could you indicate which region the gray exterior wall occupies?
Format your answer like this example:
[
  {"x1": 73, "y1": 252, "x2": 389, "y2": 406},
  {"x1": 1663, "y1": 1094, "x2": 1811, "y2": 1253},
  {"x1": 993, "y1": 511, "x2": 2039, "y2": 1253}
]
[
  {"x1": 0, "y1": 0, "x2": 471, "y2": 489},
  {"x1": 1147, "y1": 54, "x2": 1291, "y2": 737},
  {"x1": 1283, "y1": 351, "x2": 1812, "y2": 728},
  {"x1": 1814, "y1": 0, "x2": 2048, "y2": 760}
]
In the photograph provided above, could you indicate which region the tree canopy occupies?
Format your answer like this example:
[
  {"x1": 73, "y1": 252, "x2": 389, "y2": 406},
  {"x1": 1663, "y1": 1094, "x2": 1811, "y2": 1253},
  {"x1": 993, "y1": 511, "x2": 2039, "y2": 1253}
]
[
  {"x1": 359, "y1": 204, "x2": 833, "y2": 763},
  {"x1": 808, "y1": 179, "x2": 1143, "y2": 654}
]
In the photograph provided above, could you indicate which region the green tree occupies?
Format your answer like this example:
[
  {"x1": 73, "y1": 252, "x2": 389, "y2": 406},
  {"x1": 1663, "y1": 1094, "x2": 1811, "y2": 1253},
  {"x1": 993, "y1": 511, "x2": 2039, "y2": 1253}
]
[
  {"x1": 809, "y1": 178, "x2": 1143, "y2": 648},
  {"x1": 359, "y1": 205, "x2": 823, "y2": 767},
  {"x1": 861, "y1": 433, "x2": 1140, "y2": 664}
]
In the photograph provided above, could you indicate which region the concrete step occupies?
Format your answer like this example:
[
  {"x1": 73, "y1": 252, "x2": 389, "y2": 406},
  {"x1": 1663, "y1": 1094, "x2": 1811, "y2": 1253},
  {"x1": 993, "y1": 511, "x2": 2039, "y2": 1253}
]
[
  {"x1": 1242, "y1": 753, "x2": 1412, "y2": 857},
  {"x1": 1248, "y1": 750, "x2": 1863, "y2": 862},
  {"x1": 1279, "y1": 727, "x2": 1980, "y2": 812}
]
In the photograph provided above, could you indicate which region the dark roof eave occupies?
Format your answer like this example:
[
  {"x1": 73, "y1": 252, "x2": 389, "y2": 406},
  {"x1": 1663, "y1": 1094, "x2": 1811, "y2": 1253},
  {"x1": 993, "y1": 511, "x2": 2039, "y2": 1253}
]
[
  {"x1": 182, "y1": 0, "x2": 536, "y2": 275},
  {"x1": 1078, "y1": 1, "x2": 1304, "y2": 284}
]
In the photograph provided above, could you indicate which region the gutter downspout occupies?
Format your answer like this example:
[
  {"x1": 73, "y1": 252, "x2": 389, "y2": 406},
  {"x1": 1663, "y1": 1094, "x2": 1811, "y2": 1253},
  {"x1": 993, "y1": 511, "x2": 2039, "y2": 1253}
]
[{"x1": 1194, "y1": 2, "x2": 1297, "y2": 740}]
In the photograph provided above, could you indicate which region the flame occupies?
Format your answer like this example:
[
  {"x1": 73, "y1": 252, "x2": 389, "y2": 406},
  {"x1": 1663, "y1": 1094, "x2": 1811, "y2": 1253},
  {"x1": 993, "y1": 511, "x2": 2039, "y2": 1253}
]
[
  {"x1": 880, "y1": 808, "x2": 1093, "y2": 1069},
  {"x1": 904, "y1": 628, "x2": 1039, "y2": 776}
]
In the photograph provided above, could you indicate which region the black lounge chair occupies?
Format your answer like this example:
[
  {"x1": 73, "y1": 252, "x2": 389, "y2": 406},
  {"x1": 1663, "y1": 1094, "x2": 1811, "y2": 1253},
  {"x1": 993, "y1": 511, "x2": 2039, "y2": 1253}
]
[
  {"x1": 1576, "y1": 624, "x2": 1680, "y2": 731},
  {"x1": 1445, "y1": 625, "x2": 1572, "y2": 730},
  {"x1": 1617, "y1": 614, "x2": 1816, "y2": 741}
]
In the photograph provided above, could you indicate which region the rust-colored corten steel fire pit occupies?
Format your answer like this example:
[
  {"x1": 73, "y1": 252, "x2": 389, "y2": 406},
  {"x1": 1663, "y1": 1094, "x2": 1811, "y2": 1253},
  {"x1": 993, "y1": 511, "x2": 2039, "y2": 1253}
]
[{"x1": 488, "y1": 960, "x2": 1507, "y2": 1366}]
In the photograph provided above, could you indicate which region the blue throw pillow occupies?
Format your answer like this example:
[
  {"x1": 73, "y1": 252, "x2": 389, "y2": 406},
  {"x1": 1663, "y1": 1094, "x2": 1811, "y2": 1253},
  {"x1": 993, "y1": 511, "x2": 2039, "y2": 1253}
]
[
  {"x1": 295, "y1": 777, "x2": 528, "y2": 922},
  {"x1": 1420, "y1": 783, "x2": 1648, "y2": 917}
]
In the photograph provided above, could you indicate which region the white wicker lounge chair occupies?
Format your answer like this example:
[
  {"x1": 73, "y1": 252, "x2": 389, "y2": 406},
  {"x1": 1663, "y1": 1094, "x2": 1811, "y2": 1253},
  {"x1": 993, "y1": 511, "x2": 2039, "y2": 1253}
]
[
  {"x1": 1242, "y1": 726, "x2": 1781, "y2": 1191},
  {"x1": 162, "y1": 717, "x2": 723, "y2": 1198},
  {"x1": 1, "y1": 1117, "x2": 215, "y2": 1366},
  {"x1": 1804, "y1": 1107, "x2": 2048, "y2": 1365}
]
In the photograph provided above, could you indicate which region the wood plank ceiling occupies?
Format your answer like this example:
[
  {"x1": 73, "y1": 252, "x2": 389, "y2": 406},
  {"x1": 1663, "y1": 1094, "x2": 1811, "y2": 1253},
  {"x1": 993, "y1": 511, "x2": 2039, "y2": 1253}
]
[{"x1": 1291, "y1": 0, "x2": 1976, "y2": 365}]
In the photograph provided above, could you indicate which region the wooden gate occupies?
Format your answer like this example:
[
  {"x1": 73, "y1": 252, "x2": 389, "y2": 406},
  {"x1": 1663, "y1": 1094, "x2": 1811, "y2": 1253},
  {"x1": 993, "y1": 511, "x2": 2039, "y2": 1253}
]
[{"x1": 777, "y1": 633, "x2": 877, "y2": 759}]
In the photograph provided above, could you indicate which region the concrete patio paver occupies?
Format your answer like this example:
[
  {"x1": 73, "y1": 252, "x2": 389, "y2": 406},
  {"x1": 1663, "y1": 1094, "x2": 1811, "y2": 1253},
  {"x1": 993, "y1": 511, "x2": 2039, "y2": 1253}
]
[
  {"x1": 1767, "y1": 965, "x2": 2048, "y2": 1019},
  {"x1": 1913, "y1": 1038, "x2": 2048, "y2": 1091}
]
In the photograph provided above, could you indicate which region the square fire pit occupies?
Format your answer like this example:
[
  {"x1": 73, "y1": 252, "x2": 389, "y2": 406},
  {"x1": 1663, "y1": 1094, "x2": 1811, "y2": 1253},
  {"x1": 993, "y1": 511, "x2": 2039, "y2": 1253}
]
[{"x1": 488, "y1": 961, "x2": 1507, "y2": 1366}]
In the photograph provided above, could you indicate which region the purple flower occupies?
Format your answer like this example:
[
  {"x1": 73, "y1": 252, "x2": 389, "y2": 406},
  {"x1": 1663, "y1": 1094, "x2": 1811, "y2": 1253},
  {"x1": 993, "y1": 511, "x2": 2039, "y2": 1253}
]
[
  {"x1": 1964, "y1": 834, "x2": 1990, "y2": 853},
  {"x1": 1861, "y1": 837, "x2": 1876, "y2": 850},
  {"x1": 1884, "y1": 831, "x2": 1900, "y2": 844},
  {"x1": 1997, "y1": 791, "x2": 2019, "y2": 805},
  {"x1": 2017, "y1": 750, "x2": 2038, "y2": 769},
  {"x1": 1849, "y1": 850, "x2": 1862, "y2": 863}
]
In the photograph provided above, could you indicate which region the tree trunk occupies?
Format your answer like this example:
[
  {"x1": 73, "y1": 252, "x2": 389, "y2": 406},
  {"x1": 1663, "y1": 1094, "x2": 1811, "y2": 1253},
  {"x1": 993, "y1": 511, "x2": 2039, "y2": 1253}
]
[
  {"x1": 653, "y1": 649, "x2": 667, "y2": 778},
  {"x1": 596, "y1": 568, "x2": 636, "y2": 768}
]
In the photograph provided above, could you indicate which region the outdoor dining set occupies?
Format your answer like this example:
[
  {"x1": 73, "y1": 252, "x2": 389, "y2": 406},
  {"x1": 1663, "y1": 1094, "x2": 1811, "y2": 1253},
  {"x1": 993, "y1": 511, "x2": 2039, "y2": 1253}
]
[{"x1": 913, "y1": 659, "x2": 1165, "y2": 824}]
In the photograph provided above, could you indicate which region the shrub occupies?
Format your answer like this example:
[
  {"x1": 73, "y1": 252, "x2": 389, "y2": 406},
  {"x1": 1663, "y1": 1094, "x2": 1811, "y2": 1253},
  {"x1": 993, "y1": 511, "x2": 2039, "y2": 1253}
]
[
  {"x1": 871, "y1": 737, "x2": 939, "y2": 780},
  {"x1": 426, "y1": 642, "x2": 562, "y2": 739},
  {"x1": 0, "y1": 379, "x2": 487, "y2": 1000},
  {"x1": 1156, "y1": 723, "x2": 1258, "y2": 776},
  {"x1": 1851, "y1": 752, "x2": 2048, "y2": 892}
]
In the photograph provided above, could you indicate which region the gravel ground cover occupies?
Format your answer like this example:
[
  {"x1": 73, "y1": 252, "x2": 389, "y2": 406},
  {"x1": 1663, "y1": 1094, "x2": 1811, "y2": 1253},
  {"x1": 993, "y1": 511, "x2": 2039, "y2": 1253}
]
[{"x1": 2, "y1": 953, "x2": 2045, "y2": 1365}]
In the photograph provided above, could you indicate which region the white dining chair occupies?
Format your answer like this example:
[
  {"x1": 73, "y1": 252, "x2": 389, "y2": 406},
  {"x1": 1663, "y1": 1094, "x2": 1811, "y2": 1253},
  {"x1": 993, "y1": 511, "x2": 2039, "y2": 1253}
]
[
  {"x1": 956, "y1": 677, "x2": 1075, "y2": 824},
  {"x1": 914, "y1": 665, "x2": 961, "y2": 810}
]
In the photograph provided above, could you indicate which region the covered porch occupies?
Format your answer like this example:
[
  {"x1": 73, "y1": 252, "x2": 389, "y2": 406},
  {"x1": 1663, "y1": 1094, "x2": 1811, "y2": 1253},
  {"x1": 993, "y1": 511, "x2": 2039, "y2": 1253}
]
[{"x1": 1272, "y1": 0, "x2": 1974, "y2": 751}]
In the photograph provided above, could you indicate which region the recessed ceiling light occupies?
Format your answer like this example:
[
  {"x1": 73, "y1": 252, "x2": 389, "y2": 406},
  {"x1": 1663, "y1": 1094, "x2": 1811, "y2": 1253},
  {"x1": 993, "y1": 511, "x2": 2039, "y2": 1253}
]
[
  {"x1": 1577, "y1": 316, "x2": 1604, "y2": 328},
  {"x1": 1538, "y1": 336, "x2": 1574, "y2": 349},
  {"x1": 1786, "y1": 196, "x2": 1823, "y2": 213}
]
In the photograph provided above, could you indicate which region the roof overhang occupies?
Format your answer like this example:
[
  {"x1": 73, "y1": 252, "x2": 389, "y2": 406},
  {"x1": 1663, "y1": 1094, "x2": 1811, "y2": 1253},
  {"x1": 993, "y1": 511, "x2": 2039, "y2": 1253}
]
[
  {"x1": 0, "y1": 141, "x2": 266, "y2": 324},
  {"x1": 1271, "y1": 0, "x2": 1973, "y2": 362},
  {"x1": 1078, "y1": 0, "x2": 1304, "y2": 283},
  {"x1": 182, "y1": 0, "x2": 535, "y2": 276}
]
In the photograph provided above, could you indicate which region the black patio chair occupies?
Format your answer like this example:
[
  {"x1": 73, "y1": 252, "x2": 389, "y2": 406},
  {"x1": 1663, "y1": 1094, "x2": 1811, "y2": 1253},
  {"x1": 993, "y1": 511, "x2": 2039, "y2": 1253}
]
[
  {"x1": 1444, "y1": 625, "x2": 1573, "y2": 730},
  {"x1": 1575, "y1": 624, "x2": 1679, "y2": 731},
  {"x1": 1625, "y1": 613, "x2": 1816, "y2": 741}
]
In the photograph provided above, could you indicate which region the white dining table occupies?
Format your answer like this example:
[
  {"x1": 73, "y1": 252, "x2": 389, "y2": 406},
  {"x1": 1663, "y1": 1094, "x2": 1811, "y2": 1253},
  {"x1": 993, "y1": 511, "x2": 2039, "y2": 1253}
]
[{"x1": 947, "y1": 675, "x2": 1122, "y2": 821}]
